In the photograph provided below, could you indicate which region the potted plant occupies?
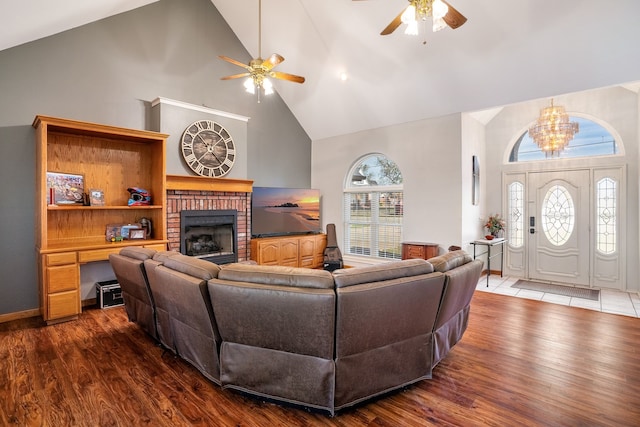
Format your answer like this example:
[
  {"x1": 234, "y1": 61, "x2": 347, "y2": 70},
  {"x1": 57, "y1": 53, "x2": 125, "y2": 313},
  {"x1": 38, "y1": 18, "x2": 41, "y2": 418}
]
[{"x1": 484, "y1": 213, "x2": 506, "y2": 240}]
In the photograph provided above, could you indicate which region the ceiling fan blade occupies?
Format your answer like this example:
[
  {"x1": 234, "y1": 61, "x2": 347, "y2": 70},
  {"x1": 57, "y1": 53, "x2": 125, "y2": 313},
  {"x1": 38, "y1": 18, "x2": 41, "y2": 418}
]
[
  {"x1": 380, "y1": 8, "x2": 405, "y2": 36},
  {"x1": 442, "y1": 1, "x2": 467, "y2": 29},
  {"x1": 271, "y1": 71, "x2": 305, "y2": 84},
  {"x1": 218, "y1": 55, "x2": 252, "y2": 70},
  {"x1": 220, "y1": 72, "x2": 251, "y2": 80},
  {"x1": 263, "y1": 53, "x2": 285, "y2": 70}
]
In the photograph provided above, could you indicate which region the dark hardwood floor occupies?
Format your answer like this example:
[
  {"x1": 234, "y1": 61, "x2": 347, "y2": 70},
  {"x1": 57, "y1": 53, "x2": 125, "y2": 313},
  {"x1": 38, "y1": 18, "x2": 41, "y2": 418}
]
[{"x1": 1, "y1": 291, "x2": 639, "y2": 426}]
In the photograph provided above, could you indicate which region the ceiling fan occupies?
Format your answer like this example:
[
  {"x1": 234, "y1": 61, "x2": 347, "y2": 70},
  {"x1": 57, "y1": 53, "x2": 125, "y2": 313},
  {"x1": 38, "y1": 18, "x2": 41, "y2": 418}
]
[
  {"x1": 218, "y1": 0, "x2": 305, "y2": 101},
  {"x1": 366, "y1": 0, "x2": 467, "y2": 38}
]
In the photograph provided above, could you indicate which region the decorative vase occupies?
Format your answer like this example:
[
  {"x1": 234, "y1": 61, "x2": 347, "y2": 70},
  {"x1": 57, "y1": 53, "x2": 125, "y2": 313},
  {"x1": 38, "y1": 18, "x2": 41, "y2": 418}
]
[{"x1": 485, "y1": 235, "x2": 494, "y2": 240}]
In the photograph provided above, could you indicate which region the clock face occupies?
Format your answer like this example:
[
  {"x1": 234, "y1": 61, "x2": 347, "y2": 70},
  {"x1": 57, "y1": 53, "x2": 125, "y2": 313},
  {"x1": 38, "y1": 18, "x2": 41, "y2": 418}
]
[{"x1": 180, "y1": 120, "x2": 236, "y2": 177}]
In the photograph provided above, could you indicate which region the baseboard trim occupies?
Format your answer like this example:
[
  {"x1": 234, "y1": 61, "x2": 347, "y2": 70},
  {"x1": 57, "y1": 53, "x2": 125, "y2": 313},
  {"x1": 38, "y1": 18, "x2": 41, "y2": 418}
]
[
  {"x1": 0, "y1": 308, "x2": 41, "y2": 324},
  {"x1": 481, "y1": 269, "x2": 503, "y2": 277},
  {"x1": 0, "y1": 298, "x2": 97, "y2": 324}
]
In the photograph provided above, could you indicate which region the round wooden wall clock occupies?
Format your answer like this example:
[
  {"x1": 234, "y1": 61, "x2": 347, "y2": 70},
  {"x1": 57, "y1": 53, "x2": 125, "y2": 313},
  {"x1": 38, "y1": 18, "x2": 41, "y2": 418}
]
[{"x1": 180, "y1": 119, "x2": 235, "y2": 177}]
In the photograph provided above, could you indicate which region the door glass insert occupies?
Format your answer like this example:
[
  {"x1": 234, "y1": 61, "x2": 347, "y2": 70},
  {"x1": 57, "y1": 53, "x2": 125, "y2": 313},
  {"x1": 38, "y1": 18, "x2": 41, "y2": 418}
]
[
  {"x1": 508, "y1": 181, "x2": 524, "y2": 248},
  {"x1": 596, "y1": 177, "x2": 616, "y2": 254},
  {"x1": 541, "y1": 185, "x2": 574, "y2": 246}
]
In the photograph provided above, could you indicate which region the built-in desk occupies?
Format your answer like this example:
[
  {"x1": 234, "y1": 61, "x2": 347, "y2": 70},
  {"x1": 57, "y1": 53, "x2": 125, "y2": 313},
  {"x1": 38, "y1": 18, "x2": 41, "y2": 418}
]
[{"x1": 470, "y1": 238, "x2": 506, "y2": 287}]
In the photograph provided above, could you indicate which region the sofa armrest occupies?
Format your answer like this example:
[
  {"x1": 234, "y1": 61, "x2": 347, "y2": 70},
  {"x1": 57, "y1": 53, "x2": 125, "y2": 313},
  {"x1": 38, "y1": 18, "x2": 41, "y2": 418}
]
[
  {"x1": 427, "y1": 250, "x2": 472, "y2": 273},
  {"x1": 434, "y1": 259, "x2": 483, "y2": 329}
]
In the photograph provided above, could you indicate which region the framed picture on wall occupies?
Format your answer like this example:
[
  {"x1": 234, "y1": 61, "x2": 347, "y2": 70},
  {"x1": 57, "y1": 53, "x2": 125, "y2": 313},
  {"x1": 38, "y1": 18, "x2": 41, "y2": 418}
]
[{"x1": 472, "y1": 155, "x2": 480, "y2": 205}]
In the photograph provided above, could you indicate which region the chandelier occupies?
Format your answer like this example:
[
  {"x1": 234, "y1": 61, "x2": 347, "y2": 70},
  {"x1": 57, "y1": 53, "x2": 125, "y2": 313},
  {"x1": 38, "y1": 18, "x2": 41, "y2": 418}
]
[{"x1": 528, "y1": 99, "x2": 579, "y2": 157}]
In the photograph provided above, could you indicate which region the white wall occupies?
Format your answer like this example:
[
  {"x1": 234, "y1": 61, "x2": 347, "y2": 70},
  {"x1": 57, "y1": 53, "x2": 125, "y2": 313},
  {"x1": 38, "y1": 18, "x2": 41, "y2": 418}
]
[
  {"x1": 312, "y1": 113, "x2": 466, "y2": 264},
  {"x1": 461, "y1": 115, "x2": 486, "y2": 252}
]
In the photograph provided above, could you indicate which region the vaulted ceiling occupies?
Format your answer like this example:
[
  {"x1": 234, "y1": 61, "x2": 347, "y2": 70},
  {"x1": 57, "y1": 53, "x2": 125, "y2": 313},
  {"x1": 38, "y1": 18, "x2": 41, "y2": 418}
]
[{"x1": 2, "y1": 0, "x2": 640, "y2": 140}]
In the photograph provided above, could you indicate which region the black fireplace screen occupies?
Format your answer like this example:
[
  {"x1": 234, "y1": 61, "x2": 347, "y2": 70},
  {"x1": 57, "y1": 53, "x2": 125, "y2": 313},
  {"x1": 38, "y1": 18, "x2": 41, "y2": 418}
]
[{"x1": 180, "y1": 210, "x2": 238, "y2": 264}]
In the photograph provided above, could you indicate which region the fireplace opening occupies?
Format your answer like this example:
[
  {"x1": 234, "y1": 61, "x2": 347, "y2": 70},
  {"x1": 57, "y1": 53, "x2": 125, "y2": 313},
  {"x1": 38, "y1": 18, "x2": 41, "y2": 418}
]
[{"x1": 180, "y1": 210, "x2": 238, "y2": 264}]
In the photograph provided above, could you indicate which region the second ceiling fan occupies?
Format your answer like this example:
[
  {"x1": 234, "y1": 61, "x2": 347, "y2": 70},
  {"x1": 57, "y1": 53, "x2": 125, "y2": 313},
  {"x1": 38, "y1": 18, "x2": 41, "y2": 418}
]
[{"x1": 219, "y1": 0, "x2": 305, "y2": 101}]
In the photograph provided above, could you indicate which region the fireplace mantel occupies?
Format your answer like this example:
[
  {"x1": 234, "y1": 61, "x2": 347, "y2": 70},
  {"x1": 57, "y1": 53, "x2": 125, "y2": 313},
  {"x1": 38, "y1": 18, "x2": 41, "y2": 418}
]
[{"x1": 166, "y1": 174, "x2": 253, "y2": 193}]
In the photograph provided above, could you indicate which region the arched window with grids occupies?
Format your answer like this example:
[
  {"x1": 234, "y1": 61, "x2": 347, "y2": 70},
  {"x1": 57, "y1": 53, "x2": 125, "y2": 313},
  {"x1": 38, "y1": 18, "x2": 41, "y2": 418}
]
[{"x1": 343, "y1": 154, "x2": 403, "y2": 260}]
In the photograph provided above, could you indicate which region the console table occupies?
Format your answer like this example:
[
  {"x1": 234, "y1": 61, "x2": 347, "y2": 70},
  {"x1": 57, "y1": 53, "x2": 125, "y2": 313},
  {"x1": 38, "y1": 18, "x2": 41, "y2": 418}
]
[{"x1": 470, "y1": 238, "x2": 506, "y2": 287}]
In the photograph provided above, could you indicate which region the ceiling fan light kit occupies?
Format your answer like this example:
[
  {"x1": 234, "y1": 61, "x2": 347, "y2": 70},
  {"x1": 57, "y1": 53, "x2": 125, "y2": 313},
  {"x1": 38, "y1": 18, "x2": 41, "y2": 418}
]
[
  {"x1": 218, "y1": 0, "x2": 305, "y2": 102},
  {"x1": 378, "y1": 0, "x2": 467, "y2": 40}
]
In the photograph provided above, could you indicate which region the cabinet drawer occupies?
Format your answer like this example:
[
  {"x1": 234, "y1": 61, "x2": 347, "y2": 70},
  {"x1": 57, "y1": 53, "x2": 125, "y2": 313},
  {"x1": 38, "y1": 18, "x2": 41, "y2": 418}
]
[
  {"x1": 47, "y1": 264, "x2": 79, "y2": 293},
  {"x1": 48, "y1": 290, "x2": 80, "y2": 319},
  {"x1": 406, "y1": 246, "x2": 425, "y2": 258},
  {"x1": 78, "y1": 247, "x2": 122, "y2": 263},
  {"x1": 46, "y1": 252, "x2": 76, "y2": 266}
]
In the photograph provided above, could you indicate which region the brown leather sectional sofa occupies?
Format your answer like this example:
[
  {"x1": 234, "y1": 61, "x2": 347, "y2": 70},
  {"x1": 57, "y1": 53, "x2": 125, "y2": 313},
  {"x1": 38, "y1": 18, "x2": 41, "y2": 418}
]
[{"x1": 109, "y1": 247, "x2": 482, "y2": 415}]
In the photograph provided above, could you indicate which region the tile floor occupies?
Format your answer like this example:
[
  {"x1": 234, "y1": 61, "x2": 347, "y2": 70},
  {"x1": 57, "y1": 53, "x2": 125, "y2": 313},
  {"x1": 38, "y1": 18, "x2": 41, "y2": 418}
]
[{"x1": 476, "y1": 274, "x2": 640, "y2": 318}]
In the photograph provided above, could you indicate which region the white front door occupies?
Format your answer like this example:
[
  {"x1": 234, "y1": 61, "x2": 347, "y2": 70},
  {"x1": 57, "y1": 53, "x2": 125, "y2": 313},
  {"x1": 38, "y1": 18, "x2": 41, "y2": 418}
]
[{"x1": 527, "y1": 170, "x2": 590, "y2": 286}]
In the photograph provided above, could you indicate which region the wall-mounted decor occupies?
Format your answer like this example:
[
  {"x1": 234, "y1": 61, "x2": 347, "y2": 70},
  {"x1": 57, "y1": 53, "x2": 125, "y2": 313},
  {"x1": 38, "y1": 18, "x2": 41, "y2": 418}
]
[
  {"x1": 180, "y1": 119, "x2": 236, "y2": 177},
  {"x1": 472, "y1": 155, "x2": 479, "y2": 205},
  {"x1": 46, "y1": 172, "x2": 84, "y2": 205}
]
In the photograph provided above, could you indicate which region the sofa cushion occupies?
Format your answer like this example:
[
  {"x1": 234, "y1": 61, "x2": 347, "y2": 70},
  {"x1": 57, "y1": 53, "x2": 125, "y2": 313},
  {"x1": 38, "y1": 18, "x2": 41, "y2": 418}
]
[
  {"x1": 162, "y1": 254, "x2": 221, "y2": 280},
  {"x1": 152, "y1": 250, "x2": 181, "y2": 263},
  {"x1": 332, "y1": 259, "x2": 434, "y2": 288},
  {"x1": 427, "y1": 250, "x2": 472, "y2": 273},
  {"x1": 217, "y1": 263, "x2": 334, "y2": 289},
  {"x1": 119, "y1": 246, "x2": 156, "y2": 261}
]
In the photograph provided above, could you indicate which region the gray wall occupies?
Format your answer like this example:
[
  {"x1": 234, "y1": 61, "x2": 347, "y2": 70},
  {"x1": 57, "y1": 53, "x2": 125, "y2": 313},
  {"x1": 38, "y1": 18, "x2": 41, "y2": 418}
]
[{"x1": 0, "y1": 0, "x2": 311, "y2": 316}]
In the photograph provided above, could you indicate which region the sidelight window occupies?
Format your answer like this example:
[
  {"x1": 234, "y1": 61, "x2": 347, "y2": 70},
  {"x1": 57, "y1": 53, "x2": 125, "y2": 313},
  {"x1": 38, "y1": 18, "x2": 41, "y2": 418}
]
[
  {"x1": 508, "y1": 181, "x2": 524, "y2": 248},
  {"x1": 596, "y1": 178, "x2": 617, "y2": 254}
]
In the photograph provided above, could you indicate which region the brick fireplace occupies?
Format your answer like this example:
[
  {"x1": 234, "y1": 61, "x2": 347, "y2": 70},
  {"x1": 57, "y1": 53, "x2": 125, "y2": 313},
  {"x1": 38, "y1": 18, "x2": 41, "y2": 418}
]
[{"x1": 166, "y1": 175, "x2": 252, "y2": 262}]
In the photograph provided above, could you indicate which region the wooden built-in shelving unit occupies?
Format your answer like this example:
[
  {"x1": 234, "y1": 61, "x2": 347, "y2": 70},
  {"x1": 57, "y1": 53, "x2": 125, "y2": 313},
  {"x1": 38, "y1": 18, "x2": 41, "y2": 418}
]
[{"x1": 34, "y1": 115, "x2": 169, "y2": 324}]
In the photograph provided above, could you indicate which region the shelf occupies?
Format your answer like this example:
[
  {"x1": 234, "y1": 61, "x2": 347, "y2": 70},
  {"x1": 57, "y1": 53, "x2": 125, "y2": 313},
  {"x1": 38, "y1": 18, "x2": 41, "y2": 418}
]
[
  {"x1": 47, "y1": 205, "x2": 164, "y2": 211},
  {"x1": 40, "y1": 238, "x2": 168, "y2": 254}
]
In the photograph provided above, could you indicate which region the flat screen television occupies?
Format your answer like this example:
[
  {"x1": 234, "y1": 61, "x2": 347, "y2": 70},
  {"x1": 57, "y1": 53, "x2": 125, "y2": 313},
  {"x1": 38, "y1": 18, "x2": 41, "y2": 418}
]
[{"x1": 251, "y1": 187, "x2": 321, "y2": 237}]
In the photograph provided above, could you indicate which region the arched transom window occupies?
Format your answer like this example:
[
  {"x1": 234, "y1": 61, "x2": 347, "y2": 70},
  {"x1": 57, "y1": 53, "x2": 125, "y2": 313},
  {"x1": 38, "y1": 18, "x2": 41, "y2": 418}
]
[{"x1": 510, "y1": 117, "x2": 618, "y2": 162}]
